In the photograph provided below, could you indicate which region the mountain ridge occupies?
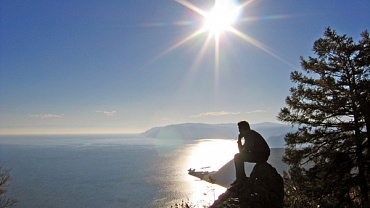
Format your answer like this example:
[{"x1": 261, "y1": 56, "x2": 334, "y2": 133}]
[{"x1": 141, "y1": 122, "x2": 297, "y2": 148}]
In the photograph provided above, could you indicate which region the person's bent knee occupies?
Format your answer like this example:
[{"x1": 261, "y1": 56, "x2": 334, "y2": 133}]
[{"x1": 234, "y1": 153, "x2": 241, "y2": 160}]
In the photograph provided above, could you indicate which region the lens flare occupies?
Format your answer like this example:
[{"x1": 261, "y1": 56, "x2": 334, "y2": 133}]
[
  {"x1": 151, "y1": 0, "x2": 296, "y2": 85},
  {"x1": 203, "y1": 0, "x2": 241, "y2": 36}
]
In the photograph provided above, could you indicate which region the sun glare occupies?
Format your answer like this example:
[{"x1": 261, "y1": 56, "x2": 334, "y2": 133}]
[
  {"x1": 203, "y1": 1, "x2": 241, "y2": 36},
  {"x1": 157, "y1": 0, "x2": 295, "y2": 80}
]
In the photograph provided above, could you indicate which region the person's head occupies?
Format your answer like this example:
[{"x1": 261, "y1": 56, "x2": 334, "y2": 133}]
[{"x1": 238, "y1": 121, "x2": 250, "y2": 134}]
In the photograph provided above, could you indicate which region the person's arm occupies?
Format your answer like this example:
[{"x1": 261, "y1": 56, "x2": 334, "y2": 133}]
[{"x1": 237, "y1": 134, "x2": 243, "y2": 152}]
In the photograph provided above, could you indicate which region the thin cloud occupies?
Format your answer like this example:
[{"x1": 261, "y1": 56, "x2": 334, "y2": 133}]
[
  {"x1": 29, "y1": 114, "x2": 64, "y2": 118},
  {"x1": 246, "y1": 109, "x2": 267, "y2": 114},
  {"x1": 190, "y1": 109, "x2": 268, "y2": 118},
  {"x1": 96, "y1": 111, "x2": 117, "y2": 116},
  {"x1": 191, "y1": 111, "x2": 241, "y2": 118},
  {"x1": 161, "y1": 117, "x2": 172, "y2": 122}
]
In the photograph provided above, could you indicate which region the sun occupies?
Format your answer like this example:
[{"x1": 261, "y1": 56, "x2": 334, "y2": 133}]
[
  {"x1": 202, "y1": 0, "x2": 241, "y2": 37},
  {"x1": 157, "y1": 0, "x2": 295, "y2": 78}
]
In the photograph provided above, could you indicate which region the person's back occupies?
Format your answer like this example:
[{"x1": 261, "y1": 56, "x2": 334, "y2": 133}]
[{"x1": 243, "y1": 130, "x2": 270, "y2": 162}]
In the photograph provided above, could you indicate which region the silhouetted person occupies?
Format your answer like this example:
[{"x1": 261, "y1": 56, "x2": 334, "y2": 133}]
[{"x1": 231, "y1": 121, "x2": 270, "y2": 188}]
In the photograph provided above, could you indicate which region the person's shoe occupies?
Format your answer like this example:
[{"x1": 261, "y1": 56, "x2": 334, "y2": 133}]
[
  {"x1": 230, "y1": 180, "x2": 238, "y2": 187},
  {"x1": 228, "y1": 186, "x2": 237, "y2": 193},
  {"x1": 230, "y1": 179, "x2": 246, "y2": 187}
]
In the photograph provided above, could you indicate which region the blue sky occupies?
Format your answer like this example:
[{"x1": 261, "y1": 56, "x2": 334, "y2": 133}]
[{"x1": 1, "y1": 0, "x2": 369, "y2": 134}]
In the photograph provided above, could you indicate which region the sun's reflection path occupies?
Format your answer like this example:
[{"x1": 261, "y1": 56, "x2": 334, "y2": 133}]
[
  {"x1": 186, "y1": 139, "x2": 237, "y2": 171},
  {"x1": 183, "y1": 139, "x2": 238, "y2": 206}
]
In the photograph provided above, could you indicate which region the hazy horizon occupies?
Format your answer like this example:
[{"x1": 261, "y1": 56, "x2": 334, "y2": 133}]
[{"x1": 0, "y1": 121, "x2": 286, "y2": 135}]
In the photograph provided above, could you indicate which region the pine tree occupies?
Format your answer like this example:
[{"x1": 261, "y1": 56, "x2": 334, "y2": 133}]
[
  {"x1": 278, "y1": 28, "x2": 370, "y2": 207},
  {"x1": 0, "y1": 167, "x2": 16, "y2": 208}
]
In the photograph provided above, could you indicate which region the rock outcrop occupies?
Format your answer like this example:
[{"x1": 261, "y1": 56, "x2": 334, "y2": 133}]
[{"x1": 211, "y1": 162, "x2": 284, "y2": 208}]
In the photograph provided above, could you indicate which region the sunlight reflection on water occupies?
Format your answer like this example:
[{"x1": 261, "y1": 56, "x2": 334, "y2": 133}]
[
  {"x1": 180, "y1": 139, "x2": 238, "y2": 206},
  {"x1": 0, "y1": 136, "x2": 240, "y2": 207},
  {"x1": 186, "y1": 139, "x2": 238, "y2": 171}
]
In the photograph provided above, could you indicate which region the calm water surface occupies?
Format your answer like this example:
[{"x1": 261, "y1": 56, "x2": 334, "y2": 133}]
[{"x1": 0, "y1": 135, "x2": 237, "y2": 208}]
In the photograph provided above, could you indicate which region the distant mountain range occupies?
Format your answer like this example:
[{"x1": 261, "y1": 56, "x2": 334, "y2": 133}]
[{"x1": 141, "y1": 122, "x2": 297, "y2": 148}]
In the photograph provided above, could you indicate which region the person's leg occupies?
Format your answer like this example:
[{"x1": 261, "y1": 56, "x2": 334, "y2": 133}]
[
  {"x1": 232, "y1": 152, "x2": 269, "y2": 186},
  {"x1": 234, "y1": 153, "x2": 247, "y2": 183},
  {"x1": 246, "y1": 152, "x2": 269, "y2": 163},
  {"x1": 242, "y1": 152, "x2": 269, "y2": 163}
]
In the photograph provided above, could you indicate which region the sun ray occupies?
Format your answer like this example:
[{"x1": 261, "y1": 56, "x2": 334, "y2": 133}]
[
  {"x1": 158, "y1": 28, "x2": 206, "y2": 58},
  {"x1": 214, "y1": 33, "x2": 220, "y2": 83},
  {"x1": 236, "y1": 0, "x2": 255, "y2": 11},
  {"x1": 191, "y1": 35, "x2": 213, "y2": 71},
  {"x1": 214, "y1": 32, "x2": 221, "y2": 96},
  {"x1": 228, "y1": 27, "x2": 297, "y2": 68},
  {"x1": 239, "y1": 14, "x2": 295, "y2": 22},
  {"x1": 175, "y1": 0, "x2": 207, "y2": 17},
  {"x1": 173, "y1": 34, "x2": 215, "y2": 105},
  {"x1": 179, "y1": 34, "x2": 213, "y2": 91},
  {"x1": 153, "y1": 0, "x2": 297, "y2": 84}
]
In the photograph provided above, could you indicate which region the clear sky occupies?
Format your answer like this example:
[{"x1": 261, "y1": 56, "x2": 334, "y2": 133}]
[{"x1": 1, "y1": 0, "x2": 369, "y2": 134}]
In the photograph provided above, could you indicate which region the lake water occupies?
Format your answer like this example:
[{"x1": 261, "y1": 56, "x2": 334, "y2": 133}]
[{"x1": 0, "y1": 135, "x2": 238, "y2": 207}]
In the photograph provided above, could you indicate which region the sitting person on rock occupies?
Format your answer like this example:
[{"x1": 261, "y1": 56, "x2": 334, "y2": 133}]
[{"x1": 231, "y1": 121, "x2": 270, "y2": 188}]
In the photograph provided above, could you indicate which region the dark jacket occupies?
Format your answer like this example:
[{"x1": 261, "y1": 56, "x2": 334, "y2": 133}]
[{"x1": 240, "y1": 130, "x2": 270, "y2": 155}]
